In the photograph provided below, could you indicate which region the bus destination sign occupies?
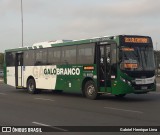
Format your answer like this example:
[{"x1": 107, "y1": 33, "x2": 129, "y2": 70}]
[{"x1": 125, "y1": 37, "x2": 149, "y2": 43}]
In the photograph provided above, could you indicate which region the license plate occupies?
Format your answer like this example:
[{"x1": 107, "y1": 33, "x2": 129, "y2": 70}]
[{"x1": 141, "y1": 86, "x2": 147, "y2": 90}]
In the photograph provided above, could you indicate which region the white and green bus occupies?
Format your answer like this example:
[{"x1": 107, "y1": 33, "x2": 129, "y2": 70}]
[{"x1": 4, "y1": 35, "x2": 156, "y2": 99}]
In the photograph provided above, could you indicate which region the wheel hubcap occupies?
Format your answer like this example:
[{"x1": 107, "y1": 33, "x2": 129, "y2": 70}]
[
  {"x1": 29, "y1": 83, "x2": 34, "y2": 91},
  {"x1": 87, "y1": 85, "x2": 95, "y2": 96}
]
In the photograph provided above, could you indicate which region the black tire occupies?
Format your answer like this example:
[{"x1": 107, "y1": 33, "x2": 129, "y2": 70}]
[
  {"x1": 84, "y1": 80, "x2": 98, "y2": 100},
  {"x1": 115, "y1": 94, "x2": 126, "y2": 98},
  {"x1": 27, "y1": 79, "x2": 39, "y2": 94}
]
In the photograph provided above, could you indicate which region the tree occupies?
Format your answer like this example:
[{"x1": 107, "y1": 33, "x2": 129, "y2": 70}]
[{"x1": 0, "y1": 53, "x2": 4, "y2": 69}]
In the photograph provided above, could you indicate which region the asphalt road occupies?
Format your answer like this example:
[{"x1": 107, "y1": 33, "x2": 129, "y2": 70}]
[{"x1": 0, "y1": 79, "x2": 160, "y2": 134}]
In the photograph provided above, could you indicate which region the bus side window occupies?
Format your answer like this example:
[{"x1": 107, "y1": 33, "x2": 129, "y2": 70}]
[
  {"x1": 35, "y1": 49, "x2": 47, "y2": 65},
  {"x1": 61, "y1": 46, "x2": 76, "y2": 64},
  {"x1": 17, "y1": 54, "x2": 23, "y2": 66},
  {"x1": 77, "y1": 43, "x2": 95, "y2": 64},
  {"x1": 48, "y1": 47, "x2": 61, "y2": 65},
  {"x1": 6, "y1": 52, "x2": 15, "y2": 67}
]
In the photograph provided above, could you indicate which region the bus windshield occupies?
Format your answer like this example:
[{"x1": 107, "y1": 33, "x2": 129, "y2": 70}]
[{"x1": 120, "y1": 46, "x2": 155, "y2": 71}]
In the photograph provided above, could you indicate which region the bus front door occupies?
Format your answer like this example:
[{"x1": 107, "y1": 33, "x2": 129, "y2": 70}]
[
  {"x1": 15, "y1": 53, "x2": 23, "y2": 88},
  {"x1": 98, "y1": 45, "x2": 111, "y2": 89}
]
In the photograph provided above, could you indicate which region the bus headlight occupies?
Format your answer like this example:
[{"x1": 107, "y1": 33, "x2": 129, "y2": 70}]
[
  {"x1": 120, "y1": 76, "x2": 126, "y2": 83},
  {"x1": 127, "y1": 81, "x2": 132, "y2": 86},
  {"x1": 120, "y1": 77, "x2": 132, "y2": 86}
]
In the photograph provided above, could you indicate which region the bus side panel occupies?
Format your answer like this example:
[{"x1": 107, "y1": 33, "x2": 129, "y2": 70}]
[
  {"x1": 54, "y1": 65, "x2": 83, "y2": 93},
  {"x1": 23, "y1": 66, "x2": 57, "y2": 90},
  {"x1": 54, "y1": 65, "x2": 96, "y2": 93},
  {"x1": 56, "y1": 77, "x2": 82, "y2": 93},
  {"x1": 6, "y1": 67, "x2": 16, "y2": 87},
  {"x1": 23, "y1": 64, "x2": 96, "y2": 93}
]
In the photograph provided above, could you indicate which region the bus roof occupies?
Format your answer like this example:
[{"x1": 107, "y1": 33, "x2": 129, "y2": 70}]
[{"x1": 5, "y1": 35, "x2": 151, "y2": 52}]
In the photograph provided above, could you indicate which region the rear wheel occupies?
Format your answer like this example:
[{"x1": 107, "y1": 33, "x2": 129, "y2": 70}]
[
  {"x1": 27, "y1": 79, "x2": 39, "y2": 94},
  {"x1": 84, "y1": 80, "x2": 98, "y2": 100}
]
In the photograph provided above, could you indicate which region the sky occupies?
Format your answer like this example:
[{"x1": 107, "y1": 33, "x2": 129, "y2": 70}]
[{"x1": 0, "y1": 0, "x2": 160, "y2": 52}]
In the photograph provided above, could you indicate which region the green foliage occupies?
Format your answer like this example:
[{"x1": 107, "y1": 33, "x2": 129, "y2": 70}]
[{"x1": 0, "y1": 53, "x2": 4, "y2": 68}]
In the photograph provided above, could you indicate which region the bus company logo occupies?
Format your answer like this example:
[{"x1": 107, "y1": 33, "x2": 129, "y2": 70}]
[{"x1": 44, "y1": 68, "x2": 80, "y2": 76}]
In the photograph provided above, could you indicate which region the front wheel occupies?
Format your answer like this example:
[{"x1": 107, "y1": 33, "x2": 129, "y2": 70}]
[
  {"x1": 84, "y1": 80, "x2": 98, "y2": 100},
  {"x1": 27, "y1": 79, "x2": 39, "y2": 94}
]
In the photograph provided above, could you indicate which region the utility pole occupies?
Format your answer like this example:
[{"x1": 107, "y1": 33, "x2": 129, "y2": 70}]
[
  {"x1": 21, "y1": 0, "x2": 24, "y2": 47},
  {"x1": 156, "y1": 42, "x2": 158, "y2": 76}
]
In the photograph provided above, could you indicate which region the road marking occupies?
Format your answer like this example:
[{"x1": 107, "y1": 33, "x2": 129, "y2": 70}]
[
  {"x1": 35, "y1": 98, "x2": 54, "y2": 102},
  {"x1": 32, "y1": 122, "x2": 68, "y2": 132},
  {"x1": 0, "y1": 93, "x2": 7, "y2": 95},
  {"x1": 104, "y1": 107, "x2": 143, "y2": 114},
  {"x1": 32, "y1": 121, "x2": 51, "y2": 127}
]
